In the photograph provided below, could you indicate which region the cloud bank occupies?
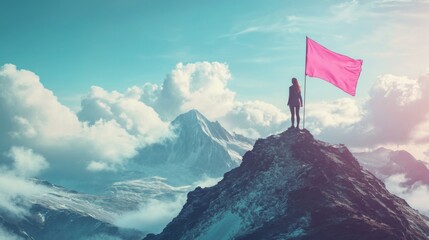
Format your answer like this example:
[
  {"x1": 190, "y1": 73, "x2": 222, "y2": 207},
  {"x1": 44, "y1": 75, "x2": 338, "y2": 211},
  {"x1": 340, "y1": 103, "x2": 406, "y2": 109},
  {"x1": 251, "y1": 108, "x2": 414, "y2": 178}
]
[
  {"x1": 115, "y1": 195, "x2": 186, "y2": 234},
  {"x1": 310, "y1": 71, "x2": 429, "y2": 155},
  {"x1": 0, "y1": 172, "x2": 49, "y2": 218},
  {"x1": 385, "y1": 174, "x2": 429, "y2": 216},
  {"x1": 0, "y1": 64, "x2": 173, "y2": 191}
]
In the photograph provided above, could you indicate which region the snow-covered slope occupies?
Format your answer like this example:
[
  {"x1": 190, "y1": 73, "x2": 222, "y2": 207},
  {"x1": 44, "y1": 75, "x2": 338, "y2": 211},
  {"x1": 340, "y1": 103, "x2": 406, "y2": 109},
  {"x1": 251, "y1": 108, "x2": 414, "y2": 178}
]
[
  {"x1": 146, "y1": 128, "x2": 429, "y2": 240},
  {"x1": 132, "y1": 109, "x2": 254, "y2": 183},
  {"x1": 0, "y1": 177, "x2": 191, "y2": 240},
  {"x1": 0, "y1": 181, "x2": 141, "y2": 240}
]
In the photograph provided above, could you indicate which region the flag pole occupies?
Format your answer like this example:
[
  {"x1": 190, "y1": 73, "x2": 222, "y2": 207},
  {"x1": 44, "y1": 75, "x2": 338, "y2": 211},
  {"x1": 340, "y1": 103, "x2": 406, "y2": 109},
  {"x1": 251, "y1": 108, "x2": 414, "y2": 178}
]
[
  {"x1": 303, "y1": 36, "x2": 308, "y2": 130},
  {"x1": 303, "y1": 75, "x2": 307, "y2": 129}
]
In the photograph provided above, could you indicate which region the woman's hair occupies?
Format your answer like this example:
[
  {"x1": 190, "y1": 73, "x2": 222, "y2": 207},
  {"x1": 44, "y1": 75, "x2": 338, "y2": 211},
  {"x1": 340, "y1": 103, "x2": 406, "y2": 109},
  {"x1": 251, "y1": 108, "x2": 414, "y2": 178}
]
[{"x1": 292, "y1": 77, "x2": 301, "y2": 92}]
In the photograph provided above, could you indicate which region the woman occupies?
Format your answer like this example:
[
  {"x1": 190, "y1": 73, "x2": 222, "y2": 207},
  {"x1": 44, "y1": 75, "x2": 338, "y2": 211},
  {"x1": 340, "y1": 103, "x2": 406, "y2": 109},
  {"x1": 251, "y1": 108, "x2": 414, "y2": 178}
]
[{"x1": 287, "y1": 77, "x2": 303, "y2": 129}]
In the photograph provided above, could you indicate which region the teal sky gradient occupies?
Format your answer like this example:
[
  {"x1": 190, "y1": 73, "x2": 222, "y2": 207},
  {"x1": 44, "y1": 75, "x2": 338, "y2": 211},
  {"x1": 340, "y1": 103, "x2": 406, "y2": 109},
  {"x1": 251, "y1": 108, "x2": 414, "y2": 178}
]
[{"x1": 1, "y1": 0, "x2": 428, "y2": 109}]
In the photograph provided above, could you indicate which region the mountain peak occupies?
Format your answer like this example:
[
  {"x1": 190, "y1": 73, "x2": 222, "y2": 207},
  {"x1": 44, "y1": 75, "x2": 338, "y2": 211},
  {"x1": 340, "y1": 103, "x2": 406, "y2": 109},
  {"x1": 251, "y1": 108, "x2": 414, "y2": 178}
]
[
  {"x1": 172, "y1": 109, "x2": 208, "y2": 124},
  {"x1": 146, "y1": 129, "x2": 429, "y2": 240},
  {"x1": 172, "y1": 109, "x2": 235, "y2": 142},
  {"x1": 132, "y1": 110, "x2": 254, "y2": 182}
]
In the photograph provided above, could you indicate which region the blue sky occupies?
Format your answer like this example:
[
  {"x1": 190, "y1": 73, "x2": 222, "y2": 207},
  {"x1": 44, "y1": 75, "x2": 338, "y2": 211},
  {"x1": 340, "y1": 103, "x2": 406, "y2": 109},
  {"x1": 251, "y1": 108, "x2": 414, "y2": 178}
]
[{"x1": 3, "y1": 0, "x2": 428, "y2": 110}]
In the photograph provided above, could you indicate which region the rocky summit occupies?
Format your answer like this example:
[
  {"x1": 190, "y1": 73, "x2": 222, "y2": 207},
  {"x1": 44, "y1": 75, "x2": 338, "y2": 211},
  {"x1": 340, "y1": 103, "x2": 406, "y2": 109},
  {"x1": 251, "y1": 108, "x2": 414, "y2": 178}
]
[{"x1": 145, "y1": 128, "x2": 429, "y2": 240}]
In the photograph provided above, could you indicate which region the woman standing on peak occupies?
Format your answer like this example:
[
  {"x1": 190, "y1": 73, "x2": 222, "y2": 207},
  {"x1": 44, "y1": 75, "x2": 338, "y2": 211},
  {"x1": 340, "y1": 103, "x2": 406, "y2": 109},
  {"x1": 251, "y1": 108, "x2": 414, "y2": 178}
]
[{"x1": 287, "y1": 77, "x2": 303, "y2": 129}]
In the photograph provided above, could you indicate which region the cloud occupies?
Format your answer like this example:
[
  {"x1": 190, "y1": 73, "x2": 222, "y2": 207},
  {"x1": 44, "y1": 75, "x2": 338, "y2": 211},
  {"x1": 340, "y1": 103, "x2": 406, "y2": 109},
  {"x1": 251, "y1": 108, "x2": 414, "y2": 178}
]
[
  {"x1": 0, "y1": 64, "x2": 81, "y2": 144},
  {"x1": 78, "y1": 86, "x2": 171, "y2": 145},
  {"x1": 0, "y1": 64, "x2": 136, "y2": 174},
  {"x1": 385, "y1": 174, "x2": 429, "y2": 216},
  {"x1": 310, "y1": 72, "x2": 429, "y2": 148},
  {"x1": 7, "y1": 146, "x2": 49, "y2": 177},
  {"x1": 220, "y1": 100, "x2": 288, "y2": 138},
  {"x1": 0, "y1": 227, "x2": 23, "y2": 240},
  {"x1": 330, "y1": 0, "x2": 360, "y2": 23},
  {"x1": 0, "y1": 172, "x2": 49, "y2": 218},
  {"x1": 193, "y1": 176, "x2": 222, "y2": 188},
  {"x1": 143, "y1": 62, "x2": 235, "y2": 120},
  {"x1": 306, "y1": 98, "x2": 363, "y2": 134},
  {"x1": 0, "y1": 64, "x2": 175, "y2": 191},
  {"x1": 0, "y1": 147, "x2": 49, "y2": 225},
  {"x1": 115, "y1": 195, "x2": 186, "y2": 234}
]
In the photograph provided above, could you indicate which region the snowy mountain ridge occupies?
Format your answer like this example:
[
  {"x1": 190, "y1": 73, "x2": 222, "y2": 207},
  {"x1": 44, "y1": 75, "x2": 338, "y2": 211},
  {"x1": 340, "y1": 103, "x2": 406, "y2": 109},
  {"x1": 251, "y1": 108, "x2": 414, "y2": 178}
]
[
  {"x1": 354, "y1": 147, "x2": 429, "y2": 186},
  {"x1": 131, "y1": 109, "x2": 254, "y2": 183}
]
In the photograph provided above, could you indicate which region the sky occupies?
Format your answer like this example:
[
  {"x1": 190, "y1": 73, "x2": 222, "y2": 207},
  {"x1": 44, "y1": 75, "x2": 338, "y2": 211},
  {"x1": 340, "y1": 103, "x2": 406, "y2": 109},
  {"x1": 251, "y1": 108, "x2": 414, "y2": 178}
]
[
  {"x1": 1, "y1": 0, "x2": 427, "y2": 107},
  {"x1": 1, "y1": 0, "x2": 429, "y2": 180}
]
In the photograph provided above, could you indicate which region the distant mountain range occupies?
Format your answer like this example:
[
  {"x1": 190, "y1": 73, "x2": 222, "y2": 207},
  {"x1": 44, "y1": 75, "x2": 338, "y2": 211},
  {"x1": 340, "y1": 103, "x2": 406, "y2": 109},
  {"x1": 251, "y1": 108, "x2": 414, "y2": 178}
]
[
  {"x1": 354, "y1": 147, "x2": 429, "y2": 187},
  {"x1": 146, "y1": 129, "x2": 429, "y2": 240}
]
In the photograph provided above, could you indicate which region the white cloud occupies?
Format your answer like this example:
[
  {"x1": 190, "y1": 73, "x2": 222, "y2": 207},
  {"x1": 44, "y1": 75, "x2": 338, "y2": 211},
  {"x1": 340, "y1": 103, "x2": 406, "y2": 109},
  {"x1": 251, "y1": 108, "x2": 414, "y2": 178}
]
[
  {"x1": 115, "y1": 195, "x2": 186, "y2": 234},
  {"x1": 86, "y1": 161, "x2": 114, "y2": 172},
  {"x1": 311, "y1": 72, "x2": 429, "y2": 150},
  {"x1": 78, "y1": 86, "x2": 171, "y2": 145},
  {"x1": 114, "y1": 177, "x2": 220, "y2": 233},
  {"x1": 0, "y1": 227, "x2": 23, "y2": 240},
  {"x1": 330, "y1": 0, "x2": 360, "y2": 23},
  {"x1": 220, "y1": 100, "x2": 288, "y2": 138},
  {"x1": 0, "y1": 64, "x2": 81, "y2": 144},
  {"x1": 370, "y1": 74, "x2": 422, "y2": 106},
  {"x1": 143, "y1": 62, "x2": 235, "y2": 121},
  {"x1": 385, "y1": 174, "x2": 429, "y2": 215},
  {"x1": 412, "y1": 114, "x2": 429, "y2": 144},
  {"x1": 80, "y1": 120, "x2": 139, "y2": 168},
  {"x1": 0, "y1": 65, "x2": 127, "y2": 172},
  {"x1": 7, "y1": 146, "x2": 49, "y2": 177},
  {"x1": 306, "y1": 98, "x2": 363, "y2": 129},
  {"x1": 0, "y1": 172, "x2": 49, "y2": 218},
  {"x1": 0, "y1": 64, "x2": 173, "y2": 177},
  {"x1": 193, "y1": 176, "x2": 222, "y2": 188}
]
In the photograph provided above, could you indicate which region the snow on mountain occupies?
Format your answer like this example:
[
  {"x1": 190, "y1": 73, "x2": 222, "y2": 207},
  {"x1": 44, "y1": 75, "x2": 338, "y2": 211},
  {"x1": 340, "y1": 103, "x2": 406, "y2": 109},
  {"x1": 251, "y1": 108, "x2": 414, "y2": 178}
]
[
  {"x1": 1, "y1": 189, "x2": 141, "y2": 240},
  {"x1": 131, "y1": 109, "x2": 254, "y2": 184},
  {"x1": 0, "y1": 177, "x2": 194, "y2": 240},
  {"x1": 146, "y1": 128, "x2": 429, "y2": 240},
  {"x1": 354, "y1": 148, "x2": 429, "y2": 186}
]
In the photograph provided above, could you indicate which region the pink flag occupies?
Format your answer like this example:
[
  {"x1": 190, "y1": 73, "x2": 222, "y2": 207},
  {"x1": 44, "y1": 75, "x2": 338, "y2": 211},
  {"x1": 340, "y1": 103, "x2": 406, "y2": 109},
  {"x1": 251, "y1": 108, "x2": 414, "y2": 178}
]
[{"x1": 305, "y1": 37, "x2": 363, "y2": 96}]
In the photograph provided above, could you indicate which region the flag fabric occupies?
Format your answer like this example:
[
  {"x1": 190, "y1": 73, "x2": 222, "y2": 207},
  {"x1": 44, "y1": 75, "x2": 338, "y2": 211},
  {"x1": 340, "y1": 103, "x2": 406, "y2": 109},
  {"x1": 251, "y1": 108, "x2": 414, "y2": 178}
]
[{"x1": 305, "y1": 37, "x2": 363, "y2": 96}]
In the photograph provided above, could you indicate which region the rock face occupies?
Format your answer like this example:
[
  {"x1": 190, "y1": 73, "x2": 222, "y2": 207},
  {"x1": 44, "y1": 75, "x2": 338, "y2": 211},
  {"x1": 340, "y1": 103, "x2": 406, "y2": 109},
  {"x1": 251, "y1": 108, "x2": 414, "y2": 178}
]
[{"x1": 145, "y1": 128, "x2": 429, "y2": 240}]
